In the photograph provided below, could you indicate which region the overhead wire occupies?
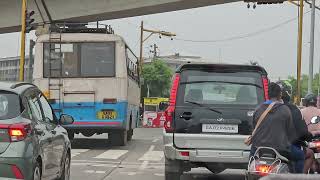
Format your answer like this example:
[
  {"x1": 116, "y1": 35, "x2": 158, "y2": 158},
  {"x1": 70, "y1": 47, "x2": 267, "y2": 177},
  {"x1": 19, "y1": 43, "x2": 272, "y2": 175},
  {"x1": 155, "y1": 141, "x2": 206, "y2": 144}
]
[{"x1": 174, "y1": 10, "x2": 311, "y2": 43}]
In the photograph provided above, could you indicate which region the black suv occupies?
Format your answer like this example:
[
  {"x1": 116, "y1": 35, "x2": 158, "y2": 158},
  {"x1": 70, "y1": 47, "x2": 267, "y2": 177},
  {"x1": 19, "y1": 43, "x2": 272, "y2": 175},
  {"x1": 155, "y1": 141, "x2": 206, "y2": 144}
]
[{"x1": 163, "y1": 63, "x2": 269, "y2": 179}]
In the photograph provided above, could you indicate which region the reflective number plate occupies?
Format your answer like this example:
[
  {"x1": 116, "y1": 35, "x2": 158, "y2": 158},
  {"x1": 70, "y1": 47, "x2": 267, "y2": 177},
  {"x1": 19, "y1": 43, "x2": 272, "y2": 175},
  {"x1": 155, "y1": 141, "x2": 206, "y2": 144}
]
[
  {"x1": 97, "y1": 110, "x2": 117, "y2": 119},
  {"x1": 315, "y1": 153, "x2": 320, "y2": 159},
  {"x1": 202, "y1": 124, "x2": 238, "y2": 133}
]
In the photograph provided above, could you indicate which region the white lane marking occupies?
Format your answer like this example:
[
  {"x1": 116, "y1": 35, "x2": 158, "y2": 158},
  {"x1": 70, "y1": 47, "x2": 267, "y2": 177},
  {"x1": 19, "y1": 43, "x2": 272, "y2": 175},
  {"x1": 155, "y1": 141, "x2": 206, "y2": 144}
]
[
  {"x1": 84, "y1": 170, "x2": 106, "y2": 174},
  {"x1": 128, "y1": 172, "x2": 137, "y2": 176},
  {"x1": 154, "y1": 173, "x2": 165, "y2": 177},
  {"x1": 71, "y1": 149, "x2": 89, "y2": 158},
  {"x1": 138, "y1": 151, "x2": 164, "y2": 161},
  {"x1": 96, "y1": 171, "x2": 106, "y2": 174},
  {"x1": 139, "y1": 160, "x2": 149, "y2": 170},
  {"x1": 94, "y1": 150, "x2": 128, "y2": 160},
  {"x1": 148, "y1": 145, "x2": 155, "y2": 152},
  {"x1": 152, "y1": 138, "x2": 159, "y2": 143},
  {"x1": 85, "y1": 170, "x2": 95, "y2": 173},
  {"x1": 72, "y1": 160, "x2": 120, "y2": 164}
]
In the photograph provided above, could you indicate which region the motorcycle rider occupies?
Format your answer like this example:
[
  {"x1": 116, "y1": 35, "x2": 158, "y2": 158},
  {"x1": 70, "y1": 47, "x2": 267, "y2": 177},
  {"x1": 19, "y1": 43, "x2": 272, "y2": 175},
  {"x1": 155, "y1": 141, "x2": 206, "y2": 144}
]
[
  {"x1": 276, "y1": 81, "x2": 313, "y2": 173},
  {"x1": 250, "y1": 82, "x2": 297, "y2": 162},
  {"x1": 301, "y1": 93, "x2": 320, "y2": 172},
  {"x1": 302, "y1": 94, "x2": 320, "y2": 135}
]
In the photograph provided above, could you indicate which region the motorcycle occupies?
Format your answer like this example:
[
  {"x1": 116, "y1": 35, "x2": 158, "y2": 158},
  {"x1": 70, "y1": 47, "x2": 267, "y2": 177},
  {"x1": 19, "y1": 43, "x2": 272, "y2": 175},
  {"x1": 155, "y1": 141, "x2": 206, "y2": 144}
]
[
  {"x1": 307, "y1": 116, "x2": 320, "y2": 173},
  {"x1": 246, "y1": 116, "x2": 320, "y2": 179},
  {"x1": 246, "y1": 147, "x2": 291, "y2": 180}
]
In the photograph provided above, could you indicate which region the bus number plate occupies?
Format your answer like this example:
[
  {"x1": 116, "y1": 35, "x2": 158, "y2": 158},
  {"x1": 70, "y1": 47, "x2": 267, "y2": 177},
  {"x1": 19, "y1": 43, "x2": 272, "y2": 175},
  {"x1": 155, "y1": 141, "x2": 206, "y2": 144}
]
[{"x1": 97, "y1": 110, "x2": 117, "y2": 119}]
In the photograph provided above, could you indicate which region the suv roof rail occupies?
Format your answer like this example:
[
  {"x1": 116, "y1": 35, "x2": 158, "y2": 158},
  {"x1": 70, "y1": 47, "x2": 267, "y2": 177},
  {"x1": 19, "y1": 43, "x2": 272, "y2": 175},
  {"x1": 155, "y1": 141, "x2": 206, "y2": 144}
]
[{"x1": 10, "y1": 82, "x2": 36, "y2": 89}]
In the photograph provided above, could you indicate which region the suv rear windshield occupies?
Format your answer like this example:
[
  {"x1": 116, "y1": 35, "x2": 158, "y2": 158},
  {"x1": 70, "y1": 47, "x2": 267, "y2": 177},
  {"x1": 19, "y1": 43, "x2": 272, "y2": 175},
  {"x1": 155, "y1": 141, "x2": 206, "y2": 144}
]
[
  {"x1": 178, "y1": 70, "x2": 264, "y2": 106},
  {"x1": 0, "y1": 92, "x2": 20, "y2": 120}
]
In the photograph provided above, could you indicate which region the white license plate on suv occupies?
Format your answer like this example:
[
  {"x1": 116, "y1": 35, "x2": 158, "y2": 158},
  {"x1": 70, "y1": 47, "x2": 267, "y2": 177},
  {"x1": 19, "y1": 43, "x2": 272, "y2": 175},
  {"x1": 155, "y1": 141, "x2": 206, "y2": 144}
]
[{"x1": 202, "y1": 124, "x2": 238, "y2": 133}]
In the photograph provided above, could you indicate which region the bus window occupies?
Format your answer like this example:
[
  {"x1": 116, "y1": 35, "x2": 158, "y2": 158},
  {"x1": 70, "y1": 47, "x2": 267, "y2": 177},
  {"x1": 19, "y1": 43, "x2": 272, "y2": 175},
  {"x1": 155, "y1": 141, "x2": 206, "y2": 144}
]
[
  {"x1": 126, "y1": 47, "x2": 139, "y2": 82},
  {"x1": 81, "y1": 42, "x2": 115, "y2": 77},
  {"x1": 43, "y1": 42, "x2": 115, "y2": 78}
]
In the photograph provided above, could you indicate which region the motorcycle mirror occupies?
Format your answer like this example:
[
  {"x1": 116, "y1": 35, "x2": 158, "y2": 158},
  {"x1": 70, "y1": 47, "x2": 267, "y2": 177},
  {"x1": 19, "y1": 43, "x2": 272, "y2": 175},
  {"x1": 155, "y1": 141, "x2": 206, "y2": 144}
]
[{"x1": 310, "y1": 116, "x2": 320, "y2": 124}]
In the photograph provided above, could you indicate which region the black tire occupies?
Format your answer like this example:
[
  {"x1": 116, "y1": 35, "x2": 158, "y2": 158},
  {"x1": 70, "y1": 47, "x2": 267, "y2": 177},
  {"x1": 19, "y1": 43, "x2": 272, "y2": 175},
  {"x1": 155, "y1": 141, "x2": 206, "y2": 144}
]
[
  {"x1": 33, "y1": 161, "x2": 41, "y2": 180},
  {"x1": 127, "y1": 129, "x2": 133, "y2": 141},
  {"x1": 59, "y1": 153, "x2": 71, "y2": 180},
  {"x1": 165, "y1": 171, "x2": 181, "y2": 180},
  {"x1": 67, "y1": 131, "x2": 74, "y2": 141},
  {"x1": 165, "y1": 158, "x2": 182, "y2": 180},
  {"x1": 109, "y1": 130, "x2": 127, "y2": 146}
]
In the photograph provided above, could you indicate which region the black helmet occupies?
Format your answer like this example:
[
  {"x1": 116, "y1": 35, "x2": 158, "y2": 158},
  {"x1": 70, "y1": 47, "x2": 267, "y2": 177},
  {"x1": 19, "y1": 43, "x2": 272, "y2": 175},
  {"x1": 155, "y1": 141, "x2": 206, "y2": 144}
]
[
  {"x1": 304, "y1": 93, "x2": 317, "y2": 106},
  {"x1": 276, "y1": 81, "x2": 292, "y2": 103}
]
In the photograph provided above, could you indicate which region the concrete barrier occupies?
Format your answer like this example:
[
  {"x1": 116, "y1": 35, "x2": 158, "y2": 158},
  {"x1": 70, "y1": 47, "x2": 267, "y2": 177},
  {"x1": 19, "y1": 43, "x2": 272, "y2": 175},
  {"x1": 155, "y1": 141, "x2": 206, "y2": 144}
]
[{"x1": 260, "y1": 174, "x2": 320, "y2": 180}]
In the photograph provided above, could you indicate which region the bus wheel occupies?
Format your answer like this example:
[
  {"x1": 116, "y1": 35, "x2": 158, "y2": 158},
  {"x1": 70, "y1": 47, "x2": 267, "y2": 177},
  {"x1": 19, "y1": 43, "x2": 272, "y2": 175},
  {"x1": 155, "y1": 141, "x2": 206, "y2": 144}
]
[
  {"x1": 109, "y1": 130, "x2": 127, "y2": 146},
  {"x1": 127, "y1": 129, "x2": 133, "y2": 141}
]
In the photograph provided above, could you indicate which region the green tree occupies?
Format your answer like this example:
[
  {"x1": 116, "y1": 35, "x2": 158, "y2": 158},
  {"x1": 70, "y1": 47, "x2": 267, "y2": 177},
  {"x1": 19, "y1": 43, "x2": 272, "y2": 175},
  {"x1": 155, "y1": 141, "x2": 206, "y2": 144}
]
[
  {"x1": 141, "y1": 59, "x2": 173, "y2": 99},
  {"x1": 287, "y1": 73, "x2": 320, "y2": 98}
]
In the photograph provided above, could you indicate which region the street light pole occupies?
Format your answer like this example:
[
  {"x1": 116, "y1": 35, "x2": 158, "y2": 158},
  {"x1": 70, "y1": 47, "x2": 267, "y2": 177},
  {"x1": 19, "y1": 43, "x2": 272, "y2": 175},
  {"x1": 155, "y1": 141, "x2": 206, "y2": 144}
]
[
  {"x1": 308, "y1": 0, "x2": 316, "y2": 94},
  {"x1": 296, "y1": 0, "x2": 304, "y2": 104},
  {"x1": 19, "y1": 0, "x2": 27, "y2": 81}
]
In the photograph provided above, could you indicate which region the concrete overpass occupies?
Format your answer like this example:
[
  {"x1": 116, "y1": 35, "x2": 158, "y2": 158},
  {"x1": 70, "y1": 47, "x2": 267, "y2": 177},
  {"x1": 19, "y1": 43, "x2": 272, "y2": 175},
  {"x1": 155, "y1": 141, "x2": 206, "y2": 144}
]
[{"x1": 0, "y1": 0, "x2": 243, "y2": 34}]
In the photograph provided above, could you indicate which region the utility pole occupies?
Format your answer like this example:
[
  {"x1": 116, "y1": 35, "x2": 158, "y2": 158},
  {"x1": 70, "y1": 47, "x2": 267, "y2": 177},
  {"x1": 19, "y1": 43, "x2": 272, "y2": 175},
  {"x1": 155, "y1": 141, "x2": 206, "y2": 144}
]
[
  {"x1": 139, "y1": 21, "x2": 144, "y2": 75},
  {"x1": 296, "y1": 0, "x2": 304, "y2": 104},
  {"x1": 308, "y1": 0, "x2": 316, "y2": 94},
  {"x1": 150, "y1": 44, "x2": 159, "y2": 59},
  {"x1": 19, "y1": 0, "x2": 27, "y2": 81},
  {"x1": 139, "y1": 21, "x2": 176, "y2": 73},
  {"x1": 153, "y1": 44, "x2": 158, "y2": 58}
]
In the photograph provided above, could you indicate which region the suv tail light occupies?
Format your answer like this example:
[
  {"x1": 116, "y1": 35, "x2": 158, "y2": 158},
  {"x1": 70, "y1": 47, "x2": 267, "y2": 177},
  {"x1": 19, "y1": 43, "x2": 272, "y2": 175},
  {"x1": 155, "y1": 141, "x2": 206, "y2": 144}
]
[
  {"x1": 262, "y1": 77, "x2": 269, "y2": 100},
  {"x1": 164, "y1": 74, "x2": 180, "y2": 133},
  {"x1": 0, "y1": 123, "x2": 31, "y2": 142}
]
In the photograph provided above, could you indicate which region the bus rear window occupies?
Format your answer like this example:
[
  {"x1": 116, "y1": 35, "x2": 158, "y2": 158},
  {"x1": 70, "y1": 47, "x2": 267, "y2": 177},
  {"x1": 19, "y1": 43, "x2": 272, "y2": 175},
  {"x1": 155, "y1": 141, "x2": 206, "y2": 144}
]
[
  {"x1": 43, "y1": 42, "x2": 115, "y2": 78},
  {"x1": 0, "y1": 92, "x2": 20, "y2": 120}
]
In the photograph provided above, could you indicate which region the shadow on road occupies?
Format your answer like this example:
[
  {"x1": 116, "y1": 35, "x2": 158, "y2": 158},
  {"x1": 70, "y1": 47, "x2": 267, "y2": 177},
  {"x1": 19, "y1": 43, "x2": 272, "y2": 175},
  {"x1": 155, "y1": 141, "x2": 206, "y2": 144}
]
[
  {"x1": 182, "y1": 174, "x2": 244, "y2": 180},
  {"x1": 71, "y1": 138, "x2": 112, "y2": 149},
  {"x1": 181, "y1": 169, "x2": 245, "y2": 180}
]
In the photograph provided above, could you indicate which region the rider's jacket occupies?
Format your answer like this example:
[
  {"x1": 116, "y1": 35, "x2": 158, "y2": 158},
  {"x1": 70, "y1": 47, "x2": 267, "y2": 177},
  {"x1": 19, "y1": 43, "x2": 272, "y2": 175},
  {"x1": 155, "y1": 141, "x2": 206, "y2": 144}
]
[
  {"x1": 301, "y1": 106, "x2": 320, "y2": 135},
  {"x1": 251, "y1": 101, "x2": 297, "y2": 154}
]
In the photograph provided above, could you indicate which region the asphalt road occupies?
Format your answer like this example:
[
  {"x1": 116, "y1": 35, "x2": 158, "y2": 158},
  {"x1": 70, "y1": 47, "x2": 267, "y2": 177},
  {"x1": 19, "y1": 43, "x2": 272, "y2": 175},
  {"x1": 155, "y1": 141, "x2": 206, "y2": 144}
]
[{"x1": 70, "y1": 128, "x2": 245, "y2": 180}]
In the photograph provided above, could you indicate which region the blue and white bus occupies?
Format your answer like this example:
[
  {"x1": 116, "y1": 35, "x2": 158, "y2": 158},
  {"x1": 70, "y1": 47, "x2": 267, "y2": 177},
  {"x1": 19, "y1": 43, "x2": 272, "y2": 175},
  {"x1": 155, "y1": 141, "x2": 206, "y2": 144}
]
[{"x1": 33, "y1": 24, "x2": 140, "y2": 146}]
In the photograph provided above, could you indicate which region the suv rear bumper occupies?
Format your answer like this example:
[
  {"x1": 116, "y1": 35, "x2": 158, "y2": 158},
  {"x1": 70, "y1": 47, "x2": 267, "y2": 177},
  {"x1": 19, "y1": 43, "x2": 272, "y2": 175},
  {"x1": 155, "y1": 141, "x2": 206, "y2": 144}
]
[{"x1": 163, "y1": 130, "x2": 251, "y2": 164}]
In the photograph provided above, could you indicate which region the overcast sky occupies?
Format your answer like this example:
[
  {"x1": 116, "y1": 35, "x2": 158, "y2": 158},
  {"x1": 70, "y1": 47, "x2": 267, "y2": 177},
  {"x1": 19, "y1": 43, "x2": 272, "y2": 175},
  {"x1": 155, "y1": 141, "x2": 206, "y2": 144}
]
[{"x1": 0, "y1": 2, "x2": 320, "y2": 80}]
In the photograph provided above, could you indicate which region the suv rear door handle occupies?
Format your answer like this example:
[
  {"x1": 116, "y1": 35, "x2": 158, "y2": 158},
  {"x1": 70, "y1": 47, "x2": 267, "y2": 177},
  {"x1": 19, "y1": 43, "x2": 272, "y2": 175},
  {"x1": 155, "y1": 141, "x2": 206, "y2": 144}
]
[{"x1": 180, "y1": 112, "x2": 192, "y2": 120}]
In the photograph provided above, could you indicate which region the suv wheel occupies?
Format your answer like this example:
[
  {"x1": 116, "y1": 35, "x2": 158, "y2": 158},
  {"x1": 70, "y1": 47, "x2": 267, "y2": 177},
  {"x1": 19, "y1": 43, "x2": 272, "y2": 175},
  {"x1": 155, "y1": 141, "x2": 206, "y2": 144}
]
[
  {"x1": 109, "y1": 130, "x2": 127, "y2": 146},
  {"x1": 165, "y1": 157, "x2": 182, "y2": 180},
  {"x1": 33, "y1": 162, "x2": 41, "y2": 180},
  {"x1": 165, "y1": 171, "x2": 181, "y2": 180}
]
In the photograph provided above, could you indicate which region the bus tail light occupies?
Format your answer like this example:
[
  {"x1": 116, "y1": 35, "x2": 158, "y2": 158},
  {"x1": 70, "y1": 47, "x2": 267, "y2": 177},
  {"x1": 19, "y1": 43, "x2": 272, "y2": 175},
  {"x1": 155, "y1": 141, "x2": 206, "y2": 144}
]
[{"x1": 164, "y1": 74, "x2": 180, "y2": 133}]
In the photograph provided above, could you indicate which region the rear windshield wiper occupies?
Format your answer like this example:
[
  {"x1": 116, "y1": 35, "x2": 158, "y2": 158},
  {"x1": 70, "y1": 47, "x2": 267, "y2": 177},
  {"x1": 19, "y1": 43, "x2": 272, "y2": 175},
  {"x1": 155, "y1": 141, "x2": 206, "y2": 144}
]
[
  {"x1": 185, "y1": 100, "x2": 222, "y2": 115},
  {"x1": 180, "y1": 80, "x2": 262, "y2": 88}
]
